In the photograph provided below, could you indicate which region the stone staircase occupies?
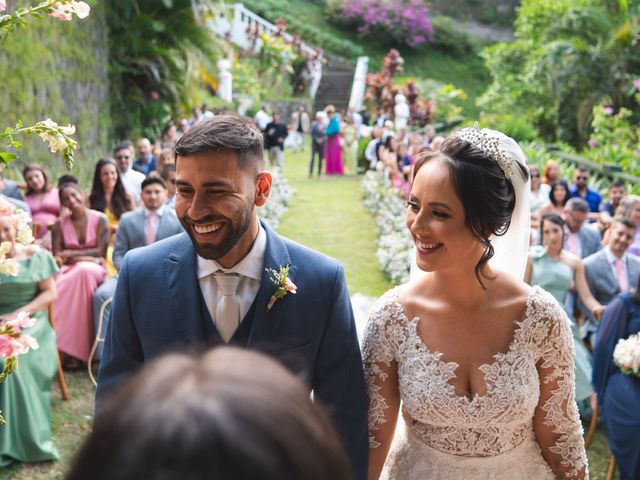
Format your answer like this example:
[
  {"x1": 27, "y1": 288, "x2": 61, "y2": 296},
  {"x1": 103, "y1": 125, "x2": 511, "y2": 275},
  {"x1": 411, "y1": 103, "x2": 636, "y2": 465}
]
[{"x1": 313, "y1": 56, "x2": 356, "y2": 113}]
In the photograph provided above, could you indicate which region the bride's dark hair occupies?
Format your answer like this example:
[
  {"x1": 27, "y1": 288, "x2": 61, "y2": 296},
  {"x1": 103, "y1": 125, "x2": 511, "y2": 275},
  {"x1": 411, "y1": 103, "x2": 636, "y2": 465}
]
[{"x1": 412, "y1": 137, "x2": 528, "y2": 287}]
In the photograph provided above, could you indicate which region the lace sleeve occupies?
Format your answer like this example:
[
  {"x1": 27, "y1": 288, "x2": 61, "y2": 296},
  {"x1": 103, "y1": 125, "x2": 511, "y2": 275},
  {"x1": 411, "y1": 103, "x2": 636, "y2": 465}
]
[
  {"x1": 361, "y1": 290, "x2": 401, "y2": 450},
  {"x1": 530, "y1": 290, "x2": 589, "y2": 479}
]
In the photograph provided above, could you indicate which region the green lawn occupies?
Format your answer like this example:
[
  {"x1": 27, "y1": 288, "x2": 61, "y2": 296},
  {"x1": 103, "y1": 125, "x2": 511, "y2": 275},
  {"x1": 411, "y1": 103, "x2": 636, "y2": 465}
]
[
  {"x1": 277, "y1": 148, "x2": 392, "y2": 297},
  {"x1": 0, "y1": 148, "x2": 618, "y2": 479}
]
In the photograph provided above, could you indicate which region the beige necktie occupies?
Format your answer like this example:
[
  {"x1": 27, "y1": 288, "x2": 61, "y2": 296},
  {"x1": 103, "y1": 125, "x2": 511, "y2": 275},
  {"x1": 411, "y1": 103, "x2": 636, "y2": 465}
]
[{"x1": 213, "y1": 272, "x2": 241, "y2": 343}]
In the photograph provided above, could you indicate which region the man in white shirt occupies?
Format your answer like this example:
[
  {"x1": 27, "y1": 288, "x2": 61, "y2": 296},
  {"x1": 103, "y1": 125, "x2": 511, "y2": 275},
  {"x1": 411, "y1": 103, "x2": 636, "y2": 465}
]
[
  {"x1": 253, "y1": 105, "x2": 271, "y2": 131},
  {"x1": 97, "y1": 115, "x2": 368, "y2": 480},
  {"x1": 114, "y1": 143, "x2": 145, "y2": 205}
]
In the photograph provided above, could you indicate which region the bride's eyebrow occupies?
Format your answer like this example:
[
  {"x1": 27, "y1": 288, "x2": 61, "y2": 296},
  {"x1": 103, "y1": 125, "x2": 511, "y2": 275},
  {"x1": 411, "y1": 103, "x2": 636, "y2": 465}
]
[{"x1": 428, "y1": 201, "x2": 452, "y2": 211}]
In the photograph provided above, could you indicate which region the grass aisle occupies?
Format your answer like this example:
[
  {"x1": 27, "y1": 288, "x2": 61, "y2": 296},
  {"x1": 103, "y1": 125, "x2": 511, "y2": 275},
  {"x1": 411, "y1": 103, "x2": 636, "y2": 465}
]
[{"x1": 276, "y1": 147, "x2": 392, "y2": 298}]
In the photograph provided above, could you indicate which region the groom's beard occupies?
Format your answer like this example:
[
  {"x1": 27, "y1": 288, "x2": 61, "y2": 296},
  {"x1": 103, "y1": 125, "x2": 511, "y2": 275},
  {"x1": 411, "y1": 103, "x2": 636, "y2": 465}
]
[{"x1": 180, "y1": 203, "x2": 254, "y2": 261}]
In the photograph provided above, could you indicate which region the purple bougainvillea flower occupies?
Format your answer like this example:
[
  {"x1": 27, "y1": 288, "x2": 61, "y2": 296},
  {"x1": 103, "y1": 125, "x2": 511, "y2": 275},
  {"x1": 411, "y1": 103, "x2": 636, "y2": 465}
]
[{"x1": 603, "y1": 106, "x2": 614, "y2": 115}]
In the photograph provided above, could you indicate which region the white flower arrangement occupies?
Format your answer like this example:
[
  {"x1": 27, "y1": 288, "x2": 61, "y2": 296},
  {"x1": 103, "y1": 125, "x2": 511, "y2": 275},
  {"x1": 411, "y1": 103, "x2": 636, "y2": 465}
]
[
  {"x1": 259, "y1": 169, "x2": 294, "y2": 231},
  {"x1": 362, "y1": 170, "x2": 412, "y2": 285},
  {"x1": 0, "y1": 198, "x2": 34, "y2": 280},
  {"x1": 613, "y1": 333, "x2": 640, "y2": 377}
]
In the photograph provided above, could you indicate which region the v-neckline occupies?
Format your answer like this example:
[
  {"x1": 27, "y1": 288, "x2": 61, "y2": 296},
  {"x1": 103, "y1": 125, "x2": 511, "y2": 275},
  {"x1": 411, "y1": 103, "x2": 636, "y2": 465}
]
[{"x1": 390, "y1": 286, "x2": 539, "y2": 403}]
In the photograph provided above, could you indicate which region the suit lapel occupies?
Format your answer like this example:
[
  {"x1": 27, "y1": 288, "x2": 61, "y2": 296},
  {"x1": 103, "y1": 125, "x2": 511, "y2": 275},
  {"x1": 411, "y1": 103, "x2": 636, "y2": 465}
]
[
  {"x1": 247, "y1": 221, "x2": 297, "y2": 346},
  {"x1": 162, "y1": 234, "x2": 205, "y2": 342}
]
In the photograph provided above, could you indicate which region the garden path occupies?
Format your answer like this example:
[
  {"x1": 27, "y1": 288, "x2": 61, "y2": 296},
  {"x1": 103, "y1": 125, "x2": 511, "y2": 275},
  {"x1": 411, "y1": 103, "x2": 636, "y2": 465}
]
[{"x1": 277, "y1": 146, "x2": 392, "y2": 299}]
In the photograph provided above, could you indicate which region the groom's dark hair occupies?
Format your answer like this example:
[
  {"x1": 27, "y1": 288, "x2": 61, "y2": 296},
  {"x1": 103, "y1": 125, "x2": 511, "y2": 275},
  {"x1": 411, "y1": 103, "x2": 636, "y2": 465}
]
[{"x1": 174, "y1": 115, "x2": 264, "y2": 170}]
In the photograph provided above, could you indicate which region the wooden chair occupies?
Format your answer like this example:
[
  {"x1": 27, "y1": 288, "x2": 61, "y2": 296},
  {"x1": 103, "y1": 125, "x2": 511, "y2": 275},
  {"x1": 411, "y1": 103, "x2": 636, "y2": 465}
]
[
  {"x1": 47, "y1": 303, "x2": 69, "y2": 401},
  {"x1": 87, "y1": 297, "x2": 112, "y2": 387},
  {"x1": 585, "y1": 402, "x2": 617, "y2": 480}
]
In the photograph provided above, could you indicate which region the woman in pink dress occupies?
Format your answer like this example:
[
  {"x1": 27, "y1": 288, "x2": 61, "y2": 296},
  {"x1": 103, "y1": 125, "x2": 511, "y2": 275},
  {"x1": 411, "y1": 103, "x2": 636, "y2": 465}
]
[
  {"x1": 22, "y1": 164, "x2": 60, "y2": 249},
  {"x1": 324, "y1": 105, "x2": 344, "y2": 175},
  {"x1": 52, "y1": 182, "x2": 109, "y2": 366}
]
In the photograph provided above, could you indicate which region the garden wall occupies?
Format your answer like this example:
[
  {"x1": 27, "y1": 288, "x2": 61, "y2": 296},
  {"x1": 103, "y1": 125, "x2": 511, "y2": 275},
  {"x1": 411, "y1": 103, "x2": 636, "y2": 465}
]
[{"x1": 0, "y1": 0, "x2": 110, "y2": 184}]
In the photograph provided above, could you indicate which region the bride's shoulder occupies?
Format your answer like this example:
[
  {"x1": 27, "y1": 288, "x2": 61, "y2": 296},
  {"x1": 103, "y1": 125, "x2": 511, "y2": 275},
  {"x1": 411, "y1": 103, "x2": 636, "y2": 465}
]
[{"x1": 368, "y1": 285, "x2": 408, "y2": 324}]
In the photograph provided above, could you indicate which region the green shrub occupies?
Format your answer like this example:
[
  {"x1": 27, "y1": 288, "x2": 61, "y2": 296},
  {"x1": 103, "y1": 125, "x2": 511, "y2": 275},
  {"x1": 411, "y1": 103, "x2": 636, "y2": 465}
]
[{"x1": 430, "y1": 16, "x2": 476, "y2": 57}]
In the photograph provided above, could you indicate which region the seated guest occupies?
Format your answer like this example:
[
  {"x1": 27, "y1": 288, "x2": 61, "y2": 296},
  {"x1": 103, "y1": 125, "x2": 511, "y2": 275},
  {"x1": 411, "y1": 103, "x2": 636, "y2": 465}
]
[
  {"x1": 563, "y1": 197, "x2": 602, "y2": 259},
  {"x1": 542, "y1": 159, "x2": 561, "y2": 186},
  {"x1": 592, "y1": 278, "x2": 640, "y2": 480},
  {"x1": 600, "y1": 180, "x2": 626, "y2": 219},
  {"x1": 529, "y1": 166, "x2": 551, "y2": 220},
  {"x1": 0, "y1": 203, "x2": 59, "y2": 467},
  {"x1": 91, "y1": 177, "x2": 183, "y2": 359},
  {"x1": 89, "y1": 158, "x2": 135, "y2": 277},
  {"x1": 68, "y1": 348, "x2": 351, "y2": 480},
  {"x1": 616, "y1": 195, "x2": 640, "y2": 257},
  {"x1": 525, "y1": 213, "x2": 604, "y2": 411},
  {"x1": 0, "y1": 165, "x2": 24, "y2": 200},
  {"x1": 537, "y1": 180, "x2": 570, "y2": 222},
  {"x1": 569, "y1": 167, "x2": 602, "y2": 219},
  {"x1": 114, "y1": 143, "x2": 145, "y2": 206},
  {"x1": 52, "y1": 182, "x2": 108, "y2": 366},
  {"x1": 364, "y1": 126, "x2": 383, "y2": 170},
  {"x1": 160, "y1": 164, "x2": 176, "y2": 209},
  {"x1": 133, "y1": 138, "x2": 157, "y2": 175},
  {"x1": 582, "y1": 218, "x2": 640, "y2": 345},
  {"x1": 22, "y1": 164, "x2": 60, "y2": 248}
]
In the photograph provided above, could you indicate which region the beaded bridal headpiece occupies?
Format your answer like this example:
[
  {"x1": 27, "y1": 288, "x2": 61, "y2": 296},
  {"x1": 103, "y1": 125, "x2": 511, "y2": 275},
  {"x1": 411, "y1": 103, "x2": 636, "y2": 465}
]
[{"x1": 453, "y1": 122, "x2": 515, "y2": 180}]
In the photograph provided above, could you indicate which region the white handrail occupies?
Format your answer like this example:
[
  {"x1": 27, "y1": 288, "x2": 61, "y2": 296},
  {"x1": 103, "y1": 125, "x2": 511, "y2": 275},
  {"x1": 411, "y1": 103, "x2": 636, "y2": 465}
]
[{"x1": 207, "y1": 2, "x2": 324, "y2": 98}]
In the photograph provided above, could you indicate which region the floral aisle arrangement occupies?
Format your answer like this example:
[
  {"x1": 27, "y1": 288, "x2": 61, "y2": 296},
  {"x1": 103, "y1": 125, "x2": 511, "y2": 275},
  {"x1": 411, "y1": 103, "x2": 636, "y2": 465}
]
[
  {"x1": 258, "y1": 169, "x2": 293, "y2": 231},
  {"x1": 613, "y1": 333, "x2": 640, "y2": 378},
  {"x1": 362, "y1": 170, "x2": 412, "y2": 284}
]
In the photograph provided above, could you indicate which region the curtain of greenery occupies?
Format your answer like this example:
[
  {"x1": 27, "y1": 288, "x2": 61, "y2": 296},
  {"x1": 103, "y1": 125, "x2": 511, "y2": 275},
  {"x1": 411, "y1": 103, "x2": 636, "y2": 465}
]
[
  {"x1": 479, "y1": 0, "x2": 640, "y2": 147},
  {"x1": 0, "y1": 0, "x2": 109, "y2": 183},
  {"x1": 106, "y1": 0, "x2": 222, "y2": 141}
]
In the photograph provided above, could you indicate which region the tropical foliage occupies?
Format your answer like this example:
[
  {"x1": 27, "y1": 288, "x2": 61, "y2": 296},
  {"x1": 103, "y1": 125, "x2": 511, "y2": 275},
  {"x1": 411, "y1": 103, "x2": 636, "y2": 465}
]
[
  {"x1": 106, "y1": 0, "x2": 224, "y2": 140},
  {"x1": 480, "y1": 0, "x2": 640, "y2": 147}
]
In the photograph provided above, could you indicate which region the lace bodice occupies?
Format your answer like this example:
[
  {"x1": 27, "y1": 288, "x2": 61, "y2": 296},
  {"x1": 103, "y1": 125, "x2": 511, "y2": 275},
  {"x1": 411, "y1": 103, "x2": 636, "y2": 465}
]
[{"x1": 363, "y1": 286, "x2": 588, "y2": 479}]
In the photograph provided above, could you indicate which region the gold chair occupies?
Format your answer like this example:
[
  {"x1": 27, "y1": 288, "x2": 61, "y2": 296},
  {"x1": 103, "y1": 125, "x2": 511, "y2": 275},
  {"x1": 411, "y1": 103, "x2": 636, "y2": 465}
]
[
  {"x1": 47, "y1": 303, "x2": 69, "y2": 401},
  {"x1": 87, "y1": 297, "x2": 112, "y2": 387},
  {"x1": 585, "y1": 402, "x2": 616, "y2": 480}
]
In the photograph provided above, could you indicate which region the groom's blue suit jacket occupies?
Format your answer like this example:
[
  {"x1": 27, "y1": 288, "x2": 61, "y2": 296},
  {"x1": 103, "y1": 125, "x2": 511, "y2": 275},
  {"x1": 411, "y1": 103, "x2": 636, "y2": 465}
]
[{"x1": 96, "y1": 221, "x2": 368, "y2": 479}]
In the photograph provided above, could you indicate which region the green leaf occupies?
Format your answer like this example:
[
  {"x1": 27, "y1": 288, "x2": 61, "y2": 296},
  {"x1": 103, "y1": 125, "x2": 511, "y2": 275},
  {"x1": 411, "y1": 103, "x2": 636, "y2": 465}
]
[
  {"x1": 0, "y1": 152, "x2": 18, "y2": 163},
  {"x1": 161, "y1": 0, "x2": 174, "y2": 8}
]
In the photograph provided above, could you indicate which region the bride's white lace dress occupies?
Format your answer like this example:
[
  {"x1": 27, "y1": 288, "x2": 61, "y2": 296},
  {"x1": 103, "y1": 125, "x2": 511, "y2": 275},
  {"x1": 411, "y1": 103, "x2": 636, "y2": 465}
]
[{"x1": 363, "y1": 286, "x2": 588, "y2": 479}]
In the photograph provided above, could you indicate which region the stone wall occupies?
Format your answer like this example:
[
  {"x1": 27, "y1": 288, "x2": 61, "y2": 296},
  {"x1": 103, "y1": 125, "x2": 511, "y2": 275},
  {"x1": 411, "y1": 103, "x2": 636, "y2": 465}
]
[{"x1": 0, "y1": 0, "x2": 110, "y2": 184}]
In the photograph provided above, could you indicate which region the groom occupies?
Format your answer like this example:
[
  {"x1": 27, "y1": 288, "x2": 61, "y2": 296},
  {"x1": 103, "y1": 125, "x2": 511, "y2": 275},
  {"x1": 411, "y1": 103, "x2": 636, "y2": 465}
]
[{"x1": 96, "y1": 115, "x2": 368, "y2": 478}]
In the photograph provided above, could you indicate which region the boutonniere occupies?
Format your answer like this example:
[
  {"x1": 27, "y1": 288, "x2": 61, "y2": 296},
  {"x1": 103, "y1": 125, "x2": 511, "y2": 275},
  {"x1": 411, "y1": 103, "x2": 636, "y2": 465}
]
[{"x1": 266, "y1": 265, "x2": 297, "y2": 311}]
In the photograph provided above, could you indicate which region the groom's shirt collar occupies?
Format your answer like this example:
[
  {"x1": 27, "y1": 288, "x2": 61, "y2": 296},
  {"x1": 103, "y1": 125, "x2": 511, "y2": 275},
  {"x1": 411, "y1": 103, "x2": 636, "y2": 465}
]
[{"x1": 197, "y1": 222, "x2": 266, "y2": 280}]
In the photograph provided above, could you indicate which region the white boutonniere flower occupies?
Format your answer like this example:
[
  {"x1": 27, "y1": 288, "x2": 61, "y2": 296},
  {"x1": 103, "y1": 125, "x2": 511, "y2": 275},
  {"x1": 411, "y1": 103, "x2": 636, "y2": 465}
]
[{"x1": 266, "y1": 265, "x2": 296, "y2": 311}]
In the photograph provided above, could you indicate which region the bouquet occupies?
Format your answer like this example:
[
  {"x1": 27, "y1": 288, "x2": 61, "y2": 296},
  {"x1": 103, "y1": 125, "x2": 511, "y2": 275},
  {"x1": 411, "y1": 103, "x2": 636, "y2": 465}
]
[{"x1": 613, "y1": 333, "x2": 640, "y2": 377}]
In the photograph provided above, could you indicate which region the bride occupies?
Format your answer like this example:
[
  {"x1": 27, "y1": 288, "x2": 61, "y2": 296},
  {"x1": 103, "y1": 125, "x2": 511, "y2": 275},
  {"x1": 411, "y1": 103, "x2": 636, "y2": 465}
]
[{"x1": 363, "y1": 125, "x2": 588, "y2": 479}]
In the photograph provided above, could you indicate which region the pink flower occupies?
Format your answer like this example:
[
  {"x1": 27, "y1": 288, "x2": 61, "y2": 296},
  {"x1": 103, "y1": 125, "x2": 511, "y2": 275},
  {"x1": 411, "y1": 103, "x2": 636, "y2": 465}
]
[
  {"x1": 151, "y1": 91, "x2": 160, "y2": 100},
  {"x1": 634, "y1": 79, "x2": 640, "y2": 91},
  {"x1": 587, "y1": 138, "x2": 598, "y2": 148},
  {"x1": 5, "y1": 312, "x2": 36, "y2": 331},
  {"x1": 48, "y1": 4, "x2": 72, "y2": 21},
  {"x1": 603, "y1": 106, "x2": 614, "y2": 115},
  {"x1": 0, "y1": 1, "x2": 6, "y2": 13},
  {"x1": 284, "y1": 277, "x2": 297, "y2": 294}
]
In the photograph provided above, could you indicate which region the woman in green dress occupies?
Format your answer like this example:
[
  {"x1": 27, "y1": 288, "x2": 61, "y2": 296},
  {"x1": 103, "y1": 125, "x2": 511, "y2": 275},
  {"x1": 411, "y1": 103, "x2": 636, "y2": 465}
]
[
  {"x1": 0, "y1": 213, "x2": 59, "y2": 466},
  {"x1": 524, "y1": 213, "x2": 604, "y2": 408}
]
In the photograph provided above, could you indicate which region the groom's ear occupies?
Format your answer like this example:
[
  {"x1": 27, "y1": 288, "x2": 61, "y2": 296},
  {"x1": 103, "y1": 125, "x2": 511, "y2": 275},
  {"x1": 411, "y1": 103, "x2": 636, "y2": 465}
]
[{"x1": 254, "y1": 171, "x2": 272, "y2": 207}]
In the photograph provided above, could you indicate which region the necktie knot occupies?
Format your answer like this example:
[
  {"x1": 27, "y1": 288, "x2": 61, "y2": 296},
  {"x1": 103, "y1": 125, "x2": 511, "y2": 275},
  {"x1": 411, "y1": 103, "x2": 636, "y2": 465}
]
[{"x1": 213, "y1": 272, "x2": 241, "y2": 296}]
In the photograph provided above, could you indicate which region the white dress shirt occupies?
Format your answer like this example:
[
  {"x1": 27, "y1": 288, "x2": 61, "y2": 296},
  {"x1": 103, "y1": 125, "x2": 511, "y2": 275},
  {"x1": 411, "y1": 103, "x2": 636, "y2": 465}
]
[
  {"x1": 121, "y1": 166, "x2": 145, "y2": 205},
  {"x1": 197, "y1": 224, "x2": 266, "y2": 329}
]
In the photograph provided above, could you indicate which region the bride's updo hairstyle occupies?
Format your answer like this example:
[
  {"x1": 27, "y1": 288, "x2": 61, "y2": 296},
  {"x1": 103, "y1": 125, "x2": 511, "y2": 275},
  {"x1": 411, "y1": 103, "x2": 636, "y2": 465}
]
[{"x1": 412, "y1": 135, "x2": 529, "y2": 286}]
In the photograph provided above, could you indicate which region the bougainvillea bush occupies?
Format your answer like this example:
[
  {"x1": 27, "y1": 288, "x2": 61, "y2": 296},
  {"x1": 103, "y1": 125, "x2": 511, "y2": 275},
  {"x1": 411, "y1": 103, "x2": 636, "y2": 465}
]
[{"x1": 338, "y1": 0, "x2": 432, "y2": 47}]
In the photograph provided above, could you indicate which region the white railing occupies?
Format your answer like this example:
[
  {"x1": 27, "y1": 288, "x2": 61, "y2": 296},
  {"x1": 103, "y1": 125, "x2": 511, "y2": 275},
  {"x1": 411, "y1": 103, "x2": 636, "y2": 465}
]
[
  {"x1": 207, "y1": 2, "x2": 324, "y2": 99},
  {"x1": 348, "y1": 56, "x2": 369, "y2": 112}
]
